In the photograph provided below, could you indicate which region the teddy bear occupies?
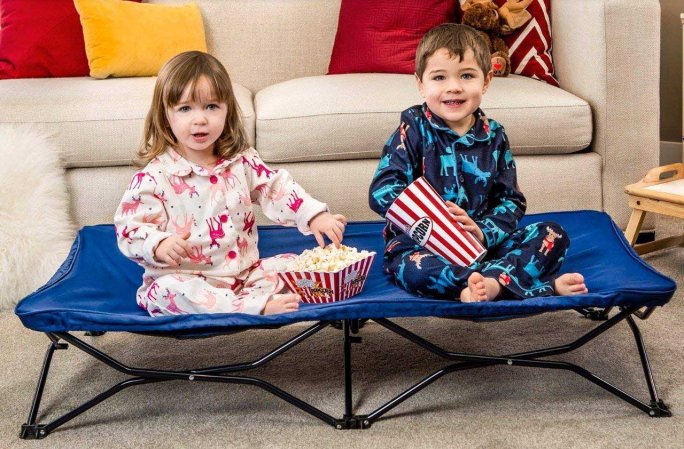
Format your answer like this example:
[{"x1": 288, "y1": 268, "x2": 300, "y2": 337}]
[
  {"x1": 499, "y1": 0, "x2": 534, "y2": 34},
  {"x1": 460, "y1": 0, "x2": 511, "y2": 77}
]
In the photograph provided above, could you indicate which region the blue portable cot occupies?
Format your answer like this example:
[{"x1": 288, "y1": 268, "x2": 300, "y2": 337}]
[{"x1": 14, "y1": 211, "x2": 676, "y2": 438}]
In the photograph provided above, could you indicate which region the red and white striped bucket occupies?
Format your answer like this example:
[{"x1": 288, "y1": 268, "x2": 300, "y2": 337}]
[
  {"x1": 386, "y1": 177, "x2": 486, "y2": 267},
  {"x1": 277, "y1": 252, "x2": 376, "y2": 303}
]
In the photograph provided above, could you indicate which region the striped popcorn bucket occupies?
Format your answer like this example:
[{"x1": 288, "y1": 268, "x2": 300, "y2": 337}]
[
  {"x1": 386, "y1": 177, "x2": 487, "y2": 267},
  {"x1": 277, "y1": 252, "x2": 376, "y2": 303}
]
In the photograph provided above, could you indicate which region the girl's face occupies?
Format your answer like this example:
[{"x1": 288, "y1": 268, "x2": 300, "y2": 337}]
[
  {"x1": 167, "y1": 76, "x2": 228, "y2": 163},
  {"x1": 416, "y1": 48, "x2": 492, "y2": 135}
]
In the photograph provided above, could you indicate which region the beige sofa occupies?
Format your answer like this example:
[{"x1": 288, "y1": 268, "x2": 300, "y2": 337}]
[{"x1": 0, "y1": 0, "x2": 660, "y2": 231}]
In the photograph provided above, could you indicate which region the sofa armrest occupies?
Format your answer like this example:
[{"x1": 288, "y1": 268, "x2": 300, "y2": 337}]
[{"x1": 552, "y1": 0, "x2": 660, "y2": 229}]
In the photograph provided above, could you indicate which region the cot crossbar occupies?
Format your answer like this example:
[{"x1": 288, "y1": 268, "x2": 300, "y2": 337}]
[
  {"x1": 19, "y1": 321, "x2": 359, "y2": 439},
  {"x1": 19, "y1": 306, "x2": 671, "y2": 439},
  {"x1": 363, "y1": 306, "x2": 670, "y2": 426}
]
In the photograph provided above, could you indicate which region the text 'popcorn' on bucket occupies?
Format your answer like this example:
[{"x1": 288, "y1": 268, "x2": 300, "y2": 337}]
[{"x1": 286, "y1": 244, "x2": 373, "y2": 272}]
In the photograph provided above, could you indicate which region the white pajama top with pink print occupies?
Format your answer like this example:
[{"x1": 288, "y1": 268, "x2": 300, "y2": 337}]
[{"x1": 114, "y1": 147, "x2": 328, "y2": 316}]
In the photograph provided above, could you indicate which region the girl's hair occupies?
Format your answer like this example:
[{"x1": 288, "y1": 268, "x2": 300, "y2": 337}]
[
  {"x1": 415, "y1": 23, "x2": 491, "y2": 80},
  {"x1": 137, "y1": 51, "x2": 248, "y2": 165}
]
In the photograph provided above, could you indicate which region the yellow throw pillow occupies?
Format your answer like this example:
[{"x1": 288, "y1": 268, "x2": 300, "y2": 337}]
[{"x1": 74, "y1": 0, "x2": 207, "y2": 78}]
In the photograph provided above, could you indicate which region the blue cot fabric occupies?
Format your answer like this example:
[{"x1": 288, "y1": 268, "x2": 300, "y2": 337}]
[{"x1": 15, "y1": 211, "x2": 676, "y2": 333}]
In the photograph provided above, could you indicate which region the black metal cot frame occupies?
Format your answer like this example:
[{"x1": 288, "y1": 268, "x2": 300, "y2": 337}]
[{"x1": 20, "y1": 305, "x2": 671, "y2": 439}]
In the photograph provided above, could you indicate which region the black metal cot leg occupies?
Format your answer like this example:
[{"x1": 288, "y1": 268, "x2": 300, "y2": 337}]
[
  {"x1": 19, "y1": 323, "x2": 348, "y2": 438},
  {"x1": 576, "y1": 307, "x2": 612, "y2": 320},
  {"x1": 360, "y1": 307, "x2": 671, "y2": 424},
  {"x1": 336, "y1": 320, "x2": 368, "y2": 429},
  {"x1": 20, "y1": 335, "x2": 68, "y2": 439},
  {"x1": 84, "y1": 331, "x2": 106, "y2": 337},
  {"x1": 343, "y1": 320, "x2": 353, "y2": 418},
  {"x1": 626, "y1": 315, "x2": 671, "y2": 416},
  {"x1": 18, "y1": 308, "x2": 671, "y2": 436}
]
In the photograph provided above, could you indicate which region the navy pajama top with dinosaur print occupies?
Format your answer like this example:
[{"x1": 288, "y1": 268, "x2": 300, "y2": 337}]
[{"x1": 369, "y1": 104, "x2": 569, "y2": 299}]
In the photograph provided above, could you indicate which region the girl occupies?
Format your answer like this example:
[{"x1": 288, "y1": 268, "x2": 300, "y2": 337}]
[{"x1": 114, "y1": 51, "x2": 347, "y2": 316}]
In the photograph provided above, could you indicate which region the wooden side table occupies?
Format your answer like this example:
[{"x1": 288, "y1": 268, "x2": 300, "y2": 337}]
[{"x1": 624, "y1": 163, "x2": 684, "y2": 255}]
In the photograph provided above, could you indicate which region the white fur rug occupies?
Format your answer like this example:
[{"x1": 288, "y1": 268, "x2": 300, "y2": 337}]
[{"x1": 0, "y1": 126, "x2": 75, "y2": 310}]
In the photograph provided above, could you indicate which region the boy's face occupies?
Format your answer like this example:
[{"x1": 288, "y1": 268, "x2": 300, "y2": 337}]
[{"x1": 416, "y1": 48, "x2": 493, "y2": 135}]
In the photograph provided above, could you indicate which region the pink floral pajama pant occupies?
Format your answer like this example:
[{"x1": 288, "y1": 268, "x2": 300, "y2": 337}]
[{"x1": 138, "y1": 255, "x2": 296, "y2": 316}]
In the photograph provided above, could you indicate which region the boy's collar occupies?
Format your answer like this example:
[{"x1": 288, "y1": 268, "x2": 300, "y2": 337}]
[
  {"x1": 421, "y1": 103, "x2": 492, "y2": 141},
  {"x1": 157, "y1": 147, "x2": 236, "y2": 177}
]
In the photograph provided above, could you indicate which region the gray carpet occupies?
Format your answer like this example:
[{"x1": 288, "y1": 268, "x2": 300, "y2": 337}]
[{"x1": 2, "y1": 217, "x2": 682, "y2": 449}]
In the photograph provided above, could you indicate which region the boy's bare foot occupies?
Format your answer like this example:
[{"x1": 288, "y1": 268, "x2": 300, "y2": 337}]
[
  {"x1": 553, "y1": 273, "x2": 588, "y2": 296},
  {"x1": 460, "y1": 272, "x2": 502, "y2": 303},
  {"x1": 262, "y1": 293, "x2": 301, "y2": 314}
]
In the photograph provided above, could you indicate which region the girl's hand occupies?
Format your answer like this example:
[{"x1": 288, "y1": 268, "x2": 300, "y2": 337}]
[
  {"x1": 154, "y1": 231, "x2": 191, "y2": 266},
  {"x1": 309, "y1": 212, "x2": 347, "y2": 248},
  {"x1": 445, "y1": 201, "x2": 485, "y2": 244}
]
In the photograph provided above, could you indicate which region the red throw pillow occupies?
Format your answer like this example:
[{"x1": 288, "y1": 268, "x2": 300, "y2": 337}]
[
  {"x1": 0, "y1": 0, "x2": 140, "y2": 80},
  {"x1": 328, "y1": 0, "x2": 460, "y2": 75},
  {"x1": 494, "y1": 0, "x2": 558, "y2": 86}
]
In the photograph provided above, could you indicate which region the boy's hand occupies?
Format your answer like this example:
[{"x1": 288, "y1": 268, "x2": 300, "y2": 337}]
[
  {"x1": 154, "y1": 231, "x2": 191, "y2": 266},
  {"x1": 309, "y1": 212, "x2": 347, "y2": 248},
  {"x1": 445, "y1": 201, "x2": 485, "y2": 244}
]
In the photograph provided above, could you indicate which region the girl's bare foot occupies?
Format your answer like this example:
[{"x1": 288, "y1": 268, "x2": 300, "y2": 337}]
[
  {"x1": 460, "y1": 273, "x2": 502, "y2": 303},
  {"x1": 553, "y1": 273, "x2": 588, "y2": 296},
  {"x1": 262, "y1": 293, "x2": 301, "y2": 314}
]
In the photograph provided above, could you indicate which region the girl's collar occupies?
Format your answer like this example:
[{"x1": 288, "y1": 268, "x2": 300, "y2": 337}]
[{"x1": 157, "y1": 147, "x2": 239, "y2": 177}]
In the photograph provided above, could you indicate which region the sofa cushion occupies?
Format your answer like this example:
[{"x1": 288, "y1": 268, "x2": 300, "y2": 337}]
[
  {"x1": 75, "y1": 0, "x2": 207, "y2": 79},
  {"x1": 494, "y1": 0, "x2": 558, "y2": 86},
  {"x1": 0, "y1": 77, "x2": 255, "y2": 168},
  {"x1": 254, "y1": 74, "x2": 592, "y2": 163},
  {"x1": 327, "y1": 0, "x2": 459, "y2": 75},
  {"x1": 0, "y1": 0, "x2": 141, "y2": 80}
]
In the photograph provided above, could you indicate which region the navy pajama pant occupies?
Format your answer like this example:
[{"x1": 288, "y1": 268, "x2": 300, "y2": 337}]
[{"x1": 385, "y1": 221, "x2": 569, "y2": 300}]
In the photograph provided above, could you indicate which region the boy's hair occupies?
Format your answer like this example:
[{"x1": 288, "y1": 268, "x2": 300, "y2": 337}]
[
  {"x1": 415, "y1": 23, "x2": 491, "y2": 80},
  {"x1": 137, "y1": 51, "x2": 248, "y2": 165}
]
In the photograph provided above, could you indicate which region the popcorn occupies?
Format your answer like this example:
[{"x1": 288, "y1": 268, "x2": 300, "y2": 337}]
[
  {"x1": 278, "y1": 244, "x2": 376, "y2": 303},
  {"x1": 286, "y1": 244, "x2": 372, "y2": 273}
]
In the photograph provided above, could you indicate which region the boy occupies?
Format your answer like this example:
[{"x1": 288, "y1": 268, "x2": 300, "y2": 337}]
[{"x1": 368, "y1": 24, "x2": 587, "y2": 302}]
